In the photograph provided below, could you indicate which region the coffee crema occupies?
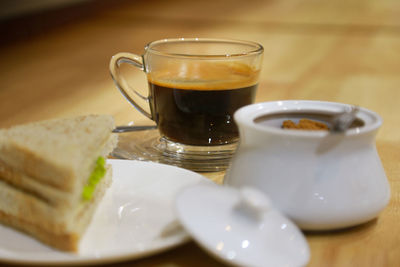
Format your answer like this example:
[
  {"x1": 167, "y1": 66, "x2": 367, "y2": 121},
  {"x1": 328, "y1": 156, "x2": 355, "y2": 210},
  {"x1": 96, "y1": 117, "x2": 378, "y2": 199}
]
[{"x1": 148, "y1": 62, "x2": 259, "y2": 145}]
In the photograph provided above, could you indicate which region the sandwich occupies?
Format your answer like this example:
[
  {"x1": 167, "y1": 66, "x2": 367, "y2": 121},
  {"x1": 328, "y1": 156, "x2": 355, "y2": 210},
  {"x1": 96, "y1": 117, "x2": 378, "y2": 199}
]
[{"x1": 0, "y1": 114, "x2": 118, "y2": 252}]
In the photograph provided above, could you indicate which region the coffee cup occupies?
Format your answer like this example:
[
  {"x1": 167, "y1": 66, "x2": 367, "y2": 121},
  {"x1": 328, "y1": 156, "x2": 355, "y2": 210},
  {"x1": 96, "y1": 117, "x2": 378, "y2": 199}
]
[{"x1": 110, "y1": 38, "x2": 263, "y2": 170}]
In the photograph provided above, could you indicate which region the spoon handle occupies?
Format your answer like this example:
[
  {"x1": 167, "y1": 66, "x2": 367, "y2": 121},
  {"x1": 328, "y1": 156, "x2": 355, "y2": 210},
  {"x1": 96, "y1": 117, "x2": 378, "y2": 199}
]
[
  {"x1": 332, "y1": 105, "x2": 359, "y2": 132},
  {"x1": 112, "y1": 125, "x2": 157, "y2": 133}
]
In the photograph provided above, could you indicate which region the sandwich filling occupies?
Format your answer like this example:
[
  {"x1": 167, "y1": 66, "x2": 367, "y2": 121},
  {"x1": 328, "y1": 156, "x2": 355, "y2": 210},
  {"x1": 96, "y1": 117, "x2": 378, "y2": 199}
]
[{"x1": 82, "y1": 157, "x2": 106, "y2": 201}]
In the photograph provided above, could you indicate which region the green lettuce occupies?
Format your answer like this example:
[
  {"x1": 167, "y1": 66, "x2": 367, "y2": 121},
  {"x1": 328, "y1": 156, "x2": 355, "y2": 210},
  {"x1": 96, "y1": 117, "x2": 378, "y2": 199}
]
[{"x1": 82, "y1": 156, "x2": 106, "y2": 201}]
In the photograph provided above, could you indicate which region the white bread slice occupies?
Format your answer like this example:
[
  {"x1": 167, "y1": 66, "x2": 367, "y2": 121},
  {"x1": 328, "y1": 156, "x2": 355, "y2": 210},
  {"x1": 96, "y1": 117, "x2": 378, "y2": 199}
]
[
  {"x1": 0, "y1": 115, "x2": 117, "y2": 190},
  {"x1": 0, "y1": 166, "x2": 112, "y2": 251},
  {"x1": 0, "y1": 157, "x2": 70, "y2": 205},
  {"x1": 0, "y1": 115, "x2": 118, "y2": 210},
  {"x1": 0, "y1": 135, "x2": 117, "y2": 208}
]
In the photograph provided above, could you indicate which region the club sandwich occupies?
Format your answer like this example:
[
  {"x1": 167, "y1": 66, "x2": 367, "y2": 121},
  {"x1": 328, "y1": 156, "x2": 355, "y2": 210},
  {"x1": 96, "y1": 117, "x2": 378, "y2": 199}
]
[{"x1": 0, "y1": 114, "x2": 118, "y2": 251}]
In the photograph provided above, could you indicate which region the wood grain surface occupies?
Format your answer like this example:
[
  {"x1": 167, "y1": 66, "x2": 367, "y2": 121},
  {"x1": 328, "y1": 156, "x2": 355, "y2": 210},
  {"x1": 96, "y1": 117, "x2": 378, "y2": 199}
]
[{"x1": 0, "y1": 0, "x2": 399, "y2": 266}]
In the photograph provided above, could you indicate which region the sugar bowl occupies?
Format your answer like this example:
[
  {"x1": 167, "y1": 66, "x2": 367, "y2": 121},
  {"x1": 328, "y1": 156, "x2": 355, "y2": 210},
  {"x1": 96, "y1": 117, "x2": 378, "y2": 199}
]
[{"x1": 225, "y1": 100, "x2": 390, "y2": 230}]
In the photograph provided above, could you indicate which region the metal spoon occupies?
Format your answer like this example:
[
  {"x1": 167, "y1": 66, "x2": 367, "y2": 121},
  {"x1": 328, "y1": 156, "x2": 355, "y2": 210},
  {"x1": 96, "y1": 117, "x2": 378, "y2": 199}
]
[
  {"x1": 316, "y1": 105, "x2": 360, "y2": 153},
  {"x1": 112, "y1": 125, "x2": 157, "y2": 133},
  {"x1": 331, "y1": 105, "x2": 359, "y2": 132}
]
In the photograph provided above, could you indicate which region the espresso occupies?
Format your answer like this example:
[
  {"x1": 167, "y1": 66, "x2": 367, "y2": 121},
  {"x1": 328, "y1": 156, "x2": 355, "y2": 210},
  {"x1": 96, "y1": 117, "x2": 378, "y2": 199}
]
[
  {"x1": 149, "y1": 83, "x2": 256, "y2": 145},
  {"x1": 148, "y1": 62, "x2": 259, "y2": 145}
]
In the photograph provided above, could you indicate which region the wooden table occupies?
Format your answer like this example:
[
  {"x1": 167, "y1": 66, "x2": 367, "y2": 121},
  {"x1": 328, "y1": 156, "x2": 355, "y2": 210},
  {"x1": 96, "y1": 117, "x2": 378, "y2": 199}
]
[{"x1": 1, "y1": 0, "x2": 399, "y2": 266}]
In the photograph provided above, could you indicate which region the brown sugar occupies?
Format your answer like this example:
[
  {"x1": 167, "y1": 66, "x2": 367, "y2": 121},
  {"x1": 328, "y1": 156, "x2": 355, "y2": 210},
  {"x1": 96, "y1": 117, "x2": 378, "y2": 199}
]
[{"x1": 282, "y1": 119, "x2": 329, "y2": 131}]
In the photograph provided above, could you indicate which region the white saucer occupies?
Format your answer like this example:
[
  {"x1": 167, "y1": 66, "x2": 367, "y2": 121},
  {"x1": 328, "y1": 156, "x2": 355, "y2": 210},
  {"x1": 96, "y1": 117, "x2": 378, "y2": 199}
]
[{"x1": 0, "y1": 159, "x2": 208, "y2": 265}]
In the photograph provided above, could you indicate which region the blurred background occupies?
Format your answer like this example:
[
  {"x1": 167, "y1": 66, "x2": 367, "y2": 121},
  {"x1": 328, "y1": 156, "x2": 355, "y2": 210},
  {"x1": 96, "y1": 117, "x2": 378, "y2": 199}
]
[{"x1": 1, "y1": 0, "x2": 399, "y2": 128}]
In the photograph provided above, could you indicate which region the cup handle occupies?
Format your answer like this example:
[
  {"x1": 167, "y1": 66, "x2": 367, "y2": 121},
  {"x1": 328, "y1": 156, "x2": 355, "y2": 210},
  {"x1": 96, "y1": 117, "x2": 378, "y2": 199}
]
[{"x1": 109, "y1": 52, "x2": 152, "y2": 120}]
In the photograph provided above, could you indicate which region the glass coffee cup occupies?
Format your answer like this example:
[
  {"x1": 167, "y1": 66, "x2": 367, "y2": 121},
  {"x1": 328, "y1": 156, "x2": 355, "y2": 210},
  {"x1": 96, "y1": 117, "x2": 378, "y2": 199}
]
[{"x1": 110, "y1": 38, "x2": 263, "y2": 171}]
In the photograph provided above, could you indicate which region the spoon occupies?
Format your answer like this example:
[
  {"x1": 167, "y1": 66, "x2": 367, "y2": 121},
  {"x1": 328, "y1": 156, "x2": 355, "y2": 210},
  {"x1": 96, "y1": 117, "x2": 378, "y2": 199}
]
[
  {"x1": 331, "y1": 105, "x2": 359, "y2": 132},
  {"x1": 112, "y1": 125, "x2": 157, "y2": 133}
]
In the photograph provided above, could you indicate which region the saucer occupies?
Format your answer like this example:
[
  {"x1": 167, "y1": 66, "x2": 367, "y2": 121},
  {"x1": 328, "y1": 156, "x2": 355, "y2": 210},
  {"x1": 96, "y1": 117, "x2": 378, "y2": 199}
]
[{"x1": 111, "y1": 129, "x2": 237, "y2": 172}]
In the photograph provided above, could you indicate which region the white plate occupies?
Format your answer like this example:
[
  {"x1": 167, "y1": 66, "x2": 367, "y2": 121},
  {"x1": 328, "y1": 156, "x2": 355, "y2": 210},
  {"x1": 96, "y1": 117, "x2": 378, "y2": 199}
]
[{"x1": 0, "y1": 159, "x2": 208, "y2": 265}]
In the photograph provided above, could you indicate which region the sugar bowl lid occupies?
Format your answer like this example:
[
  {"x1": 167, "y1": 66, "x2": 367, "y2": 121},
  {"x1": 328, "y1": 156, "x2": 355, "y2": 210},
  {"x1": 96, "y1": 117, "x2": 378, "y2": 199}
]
[{"x1": 175, "y1": 184, "x2": 310, "y2": 267}]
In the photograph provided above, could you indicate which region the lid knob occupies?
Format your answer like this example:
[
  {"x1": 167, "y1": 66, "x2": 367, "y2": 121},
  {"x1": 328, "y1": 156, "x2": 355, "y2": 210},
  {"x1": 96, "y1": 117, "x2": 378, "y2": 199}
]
[{"x1": 234, "y1": 187, "x2": 272, "y2": 221}]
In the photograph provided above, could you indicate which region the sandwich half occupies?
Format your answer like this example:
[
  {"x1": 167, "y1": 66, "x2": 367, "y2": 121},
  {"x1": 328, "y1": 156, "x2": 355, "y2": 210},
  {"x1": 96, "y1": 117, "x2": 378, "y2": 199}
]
[{"x1": 0, "y1": 114, "x2": 118, "y2": 251}]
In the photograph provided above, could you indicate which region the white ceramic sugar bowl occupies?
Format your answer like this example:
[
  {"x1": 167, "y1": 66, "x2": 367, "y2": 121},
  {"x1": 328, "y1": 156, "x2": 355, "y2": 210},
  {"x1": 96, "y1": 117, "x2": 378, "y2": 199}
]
[{"x1": 225, "y1": 100, "x2": 390, "y2": 230}]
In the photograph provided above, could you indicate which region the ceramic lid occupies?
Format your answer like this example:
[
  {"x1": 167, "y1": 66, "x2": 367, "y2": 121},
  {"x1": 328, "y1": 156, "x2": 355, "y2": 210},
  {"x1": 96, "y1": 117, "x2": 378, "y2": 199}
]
[{"x1": 175, "y1": 184, "x2": 310, "y2": 267}]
